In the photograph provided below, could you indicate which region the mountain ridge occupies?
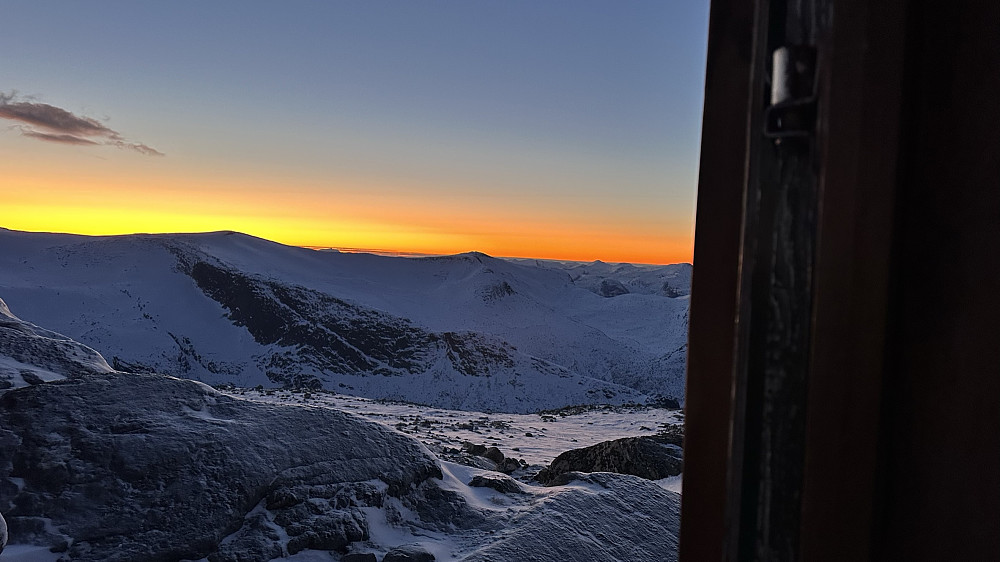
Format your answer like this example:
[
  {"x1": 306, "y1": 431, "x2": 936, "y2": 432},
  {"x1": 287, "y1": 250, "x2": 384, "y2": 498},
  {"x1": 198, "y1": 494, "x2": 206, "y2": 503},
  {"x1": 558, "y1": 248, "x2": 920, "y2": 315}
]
[{"x1": 0, "y1": 228, "x2": 689, "y2": 412}]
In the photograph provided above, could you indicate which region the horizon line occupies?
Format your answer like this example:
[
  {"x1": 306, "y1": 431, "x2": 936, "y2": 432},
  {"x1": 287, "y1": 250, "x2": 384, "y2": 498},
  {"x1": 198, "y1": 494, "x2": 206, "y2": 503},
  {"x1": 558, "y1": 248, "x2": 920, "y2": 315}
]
[{"x1": 0, "y1": 226, "x2": 691, "y2": 267}]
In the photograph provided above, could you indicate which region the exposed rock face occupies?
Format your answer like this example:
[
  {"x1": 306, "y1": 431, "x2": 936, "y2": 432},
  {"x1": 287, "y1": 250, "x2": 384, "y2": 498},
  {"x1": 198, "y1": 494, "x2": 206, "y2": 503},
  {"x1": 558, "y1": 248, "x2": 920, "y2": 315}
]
[
  {"x1": 661, "y1": 281, "x2": 683, "y2": 298},
  {"x1": 599, "y1": 279, "x2": 630, "y2": 297},
  {"x1": 468, "y1": 474, "x2": 523, "y2": 495},
  {"x1": 189, "y1": 261, "x2": 516, "y2": 385},
  {"x1": 0, "y1": 511, "x2": 6, "y2": 555},
  {"x1": 535, "y1": 428, "x2": 684, "y2": 485},
  {"x1": 0, "y1": 371, "x2": 441, "y2": 561}
]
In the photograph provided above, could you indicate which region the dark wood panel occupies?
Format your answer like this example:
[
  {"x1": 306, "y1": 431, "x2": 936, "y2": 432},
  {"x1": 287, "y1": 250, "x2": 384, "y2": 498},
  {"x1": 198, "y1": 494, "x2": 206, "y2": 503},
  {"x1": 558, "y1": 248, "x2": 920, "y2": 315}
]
[
  {"x1": 798, "y1": 1, "x2": 908, "y2": 560},
  {"x1": 877, "y1": 2, "x2": 1000, "y2": 558},
  {"x1": 729, "y1": 2, "x2": 826, "y2": 559},
  {"x1": 677, "y1": 0, "x2": 755, "y2": 559},
  {"x1": 680, "y1": 1, "x2": 999, "y2": 560}
]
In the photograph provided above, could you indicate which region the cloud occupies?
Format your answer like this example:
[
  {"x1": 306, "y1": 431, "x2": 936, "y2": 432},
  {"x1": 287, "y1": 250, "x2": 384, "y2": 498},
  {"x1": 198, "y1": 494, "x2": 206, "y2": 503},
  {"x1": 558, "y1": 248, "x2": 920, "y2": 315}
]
[
  {"x1": 0, "y1": 92, "x2": 163, "y2": 156},
  {"x1": 21, "y1": 129, "x2": 100, "y2": 145},
  {"x1": 111, "y1": 140, "x2": 163, "y2": 156}
]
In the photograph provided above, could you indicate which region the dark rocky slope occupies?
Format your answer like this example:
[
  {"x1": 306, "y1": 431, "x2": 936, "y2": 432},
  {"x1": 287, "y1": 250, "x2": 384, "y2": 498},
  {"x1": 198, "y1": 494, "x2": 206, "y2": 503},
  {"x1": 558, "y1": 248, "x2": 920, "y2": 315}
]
[{"x1": 0, "y1": 371, "x2": 442, "y2": 561}]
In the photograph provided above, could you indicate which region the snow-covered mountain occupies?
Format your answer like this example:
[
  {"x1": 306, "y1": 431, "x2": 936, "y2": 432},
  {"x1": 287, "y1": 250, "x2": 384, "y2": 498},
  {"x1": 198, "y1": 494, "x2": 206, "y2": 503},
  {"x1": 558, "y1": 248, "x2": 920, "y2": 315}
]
[
  {"x1": 0, "y1": 297, "x2": 682, "y2": 561},
  {"x1": 0, "y1": 228, "x2": 689, "y2": 412},
  {"x1": 510, "y1": 257, "x2": 692, "y2": 298}
]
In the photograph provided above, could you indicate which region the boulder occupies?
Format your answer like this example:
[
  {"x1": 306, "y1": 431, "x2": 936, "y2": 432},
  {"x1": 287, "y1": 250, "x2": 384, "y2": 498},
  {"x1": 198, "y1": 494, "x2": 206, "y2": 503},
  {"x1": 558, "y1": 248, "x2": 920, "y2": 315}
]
[
  {"x1": 341, "y1": 553, "x2": 377, "y2": 562},
  {"x1": 498, "y1": 458, "x2": 522, "y2": 474},
  {"x1": 384, "y1": 544, "x2": 436, "y2": 562},
  {"x1": 483, "y1": 447, "x2": 505, "y2": 465},
  {"x1": 458, "y1": 444, "x2": 521, "y2": 474},
  {"x1": 462, "y1": 443, "x2": 487, "y2": 456},
  {"x1": 468, "y1": 474, "x2": 523, "y2": 495},
  {"x1": 535, "y1": 428, "x2": 683, "y2": 485}
]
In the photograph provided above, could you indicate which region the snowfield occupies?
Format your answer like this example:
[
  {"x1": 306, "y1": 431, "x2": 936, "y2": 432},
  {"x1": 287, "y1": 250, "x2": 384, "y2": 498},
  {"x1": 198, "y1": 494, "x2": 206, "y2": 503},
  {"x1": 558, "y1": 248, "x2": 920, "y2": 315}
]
[
  {"x1": 0, "y1": 228, "x2": 690, "y2": 413},
  {"x1": 0, "y1": 297, "x2": 684, "y2": 561},
  {"x1": 228, "y1": 386, "x2": 684, "y2": 471},
  {"x1": 0, "y1": 227, "x2": 691, "y2": 560}
]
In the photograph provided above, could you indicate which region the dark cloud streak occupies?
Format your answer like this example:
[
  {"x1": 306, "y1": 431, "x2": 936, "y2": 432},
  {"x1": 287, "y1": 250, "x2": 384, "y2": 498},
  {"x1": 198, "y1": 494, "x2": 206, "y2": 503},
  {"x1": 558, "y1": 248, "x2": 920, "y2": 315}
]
[
  {"x1": 0, "y1": 102, "x2": 107, "y2": 136},
  {"x1": 21, "y1": 129, "x2": 100, "y2": 145},
  {"x1": 0, "y1": 92, "x2": 163, "y2": 156}
]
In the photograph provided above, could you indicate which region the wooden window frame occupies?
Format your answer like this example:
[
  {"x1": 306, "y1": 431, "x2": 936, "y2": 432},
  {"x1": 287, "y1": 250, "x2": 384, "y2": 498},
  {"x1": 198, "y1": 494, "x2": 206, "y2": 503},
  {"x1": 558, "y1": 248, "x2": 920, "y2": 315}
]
[{"x1": 680, "y1": 0, "x2": 999, "y2": 559}]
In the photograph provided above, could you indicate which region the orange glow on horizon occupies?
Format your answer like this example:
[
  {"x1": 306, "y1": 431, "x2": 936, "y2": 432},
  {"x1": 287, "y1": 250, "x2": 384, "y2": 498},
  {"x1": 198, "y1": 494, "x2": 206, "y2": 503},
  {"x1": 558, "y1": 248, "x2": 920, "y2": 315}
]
[
  {"x1": 3, "y1": 205, "x2": 692, "y2": 264},
  {"x1": 2, "y1": 160, "x2": 694, "y2": 265},
  {"x1": 3, "y1": 219, "x2": 692, "y2": 265}
]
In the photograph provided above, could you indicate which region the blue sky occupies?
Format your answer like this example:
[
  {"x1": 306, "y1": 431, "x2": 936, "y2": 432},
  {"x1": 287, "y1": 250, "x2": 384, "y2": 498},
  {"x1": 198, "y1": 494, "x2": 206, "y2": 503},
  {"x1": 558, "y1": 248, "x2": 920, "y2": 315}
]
[{"x1": 1, "y1": 1, "x2": 710, "y2": 263}]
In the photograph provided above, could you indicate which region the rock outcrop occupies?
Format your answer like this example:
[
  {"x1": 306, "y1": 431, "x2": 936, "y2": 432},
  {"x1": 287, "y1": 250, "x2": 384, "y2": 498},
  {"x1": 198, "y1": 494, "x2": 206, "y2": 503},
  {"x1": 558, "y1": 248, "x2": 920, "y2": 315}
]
[
  {"x1": 599, "y1": 279, "x2": 630, "y2": 297},
  {"x1": 0, "y1": 296, "x2": 684, "y2": 562},
  {"x1": 0, "y1": 371, "x2": 442, "y2": 561},
  {"x1": 535, "y1": 427, "x2": 684, "y2": 485},
  {"x1": 0, "y1": 298, "x2": 111, "y2": 392}
]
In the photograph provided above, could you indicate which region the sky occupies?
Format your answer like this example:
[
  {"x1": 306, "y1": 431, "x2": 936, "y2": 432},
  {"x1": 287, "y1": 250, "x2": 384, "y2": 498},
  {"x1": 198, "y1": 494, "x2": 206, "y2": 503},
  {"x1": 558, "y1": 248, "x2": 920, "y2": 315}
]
[{"x1": 1, "y1": 1, "x2": 710, "y2": 264}]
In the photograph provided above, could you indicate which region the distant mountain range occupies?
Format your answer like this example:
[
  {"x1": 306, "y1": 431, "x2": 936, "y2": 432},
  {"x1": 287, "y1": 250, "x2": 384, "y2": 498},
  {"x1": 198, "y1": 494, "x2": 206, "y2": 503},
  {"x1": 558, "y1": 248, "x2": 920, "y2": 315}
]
[{"x1": 0, "y1": 228, "x2": 689, "y2": 413}]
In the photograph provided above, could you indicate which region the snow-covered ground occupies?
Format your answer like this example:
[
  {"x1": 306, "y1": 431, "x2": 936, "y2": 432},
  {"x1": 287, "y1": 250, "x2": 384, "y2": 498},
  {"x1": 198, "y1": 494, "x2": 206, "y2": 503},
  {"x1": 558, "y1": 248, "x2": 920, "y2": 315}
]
[
  {"x1": 205, "y1": 458, "x2": 682, "y2": 562},
  {"x1": 1, "y1": 544, "x2": 63, "y2": 562},
  {"x1": 0, "y1": 228, "x2": 690, "y2": 412},
  {"x1": 1, "y1": 300, "x2": 685, "y2": 561},
  {"x1": 205, "y1": 387, "x2": 687, "y2": 560},
  {"x1": 228, "y1": 387, "x2": 684, "y2": 470}
]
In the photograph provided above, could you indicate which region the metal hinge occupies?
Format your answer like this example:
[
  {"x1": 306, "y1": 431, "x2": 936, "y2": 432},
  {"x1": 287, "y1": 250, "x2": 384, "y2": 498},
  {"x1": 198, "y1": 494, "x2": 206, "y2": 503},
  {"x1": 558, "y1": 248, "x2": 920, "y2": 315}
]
[{"x1": 764, "y1": 46, "x2": 818, "y2": 139}]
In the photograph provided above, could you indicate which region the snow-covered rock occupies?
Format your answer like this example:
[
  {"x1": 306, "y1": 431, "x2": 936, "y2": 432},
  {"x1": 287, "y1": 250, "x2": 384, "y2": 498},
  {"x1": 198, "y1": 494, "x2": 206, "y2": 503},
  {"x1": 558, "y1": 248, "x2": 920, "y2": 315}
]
[
  {"x1": 0, "y1": 297, "x2": 111, "y2": 393},
  {"x1": 462, "y1": 472, "x2": 680, "y2": 561},
  {"x1": 512, "y1": 257, "x2": 693, "y2": 298},
  {"x1": 0, "y1": 370, "x2": 443, "y2": 561},
  {"x1": 383, "y1": 544, "x2": 436, "y2": 561},
  {"x1": 0, "y1": 305, "x2": 681, "y2": 561}
]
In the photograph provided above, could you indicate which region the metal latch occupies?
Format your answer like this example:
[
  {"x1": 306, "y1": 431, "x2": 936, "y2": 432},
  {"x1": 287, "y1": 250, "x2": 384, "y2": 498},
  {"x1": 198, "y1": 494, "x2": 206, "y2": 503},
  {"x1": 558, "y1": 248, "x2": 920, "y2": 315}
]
[{"x1": 764, "y1": 46, "x2": 817, "y2": 139}]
